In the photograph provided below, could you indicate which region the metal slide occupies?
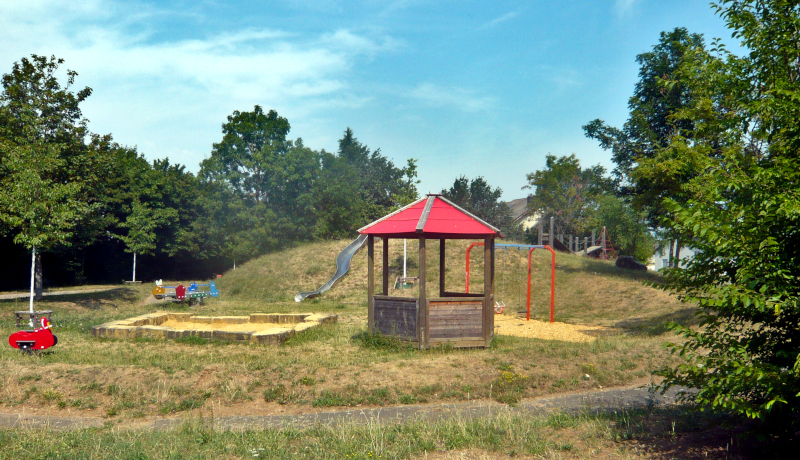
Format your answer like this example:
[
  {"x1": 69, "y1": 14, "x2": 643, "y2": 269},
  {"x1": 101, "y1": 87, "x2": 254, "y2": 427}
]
[{"x1": 294, "y1": 234, "x2": 369, "y2": 302}]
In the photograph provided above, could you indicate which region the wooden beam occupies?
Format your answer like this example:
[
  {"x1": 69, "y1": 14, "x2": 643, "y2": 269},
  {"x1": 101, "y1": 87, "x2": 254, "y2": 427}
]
[
  {"x1": 483, "y1": 237, "x2": 494, "y2": 347},
  {"x1": 439, "y1": 239, "x2": 446, "y2": 297},
  {"x1": 415, "y1": 196, "x2": 436, "y2": 233},
  {"x1": 367, "y1": 236, "x2": 374, "y2": 333},
  {"x1": 382, "y1": 237, "x2": 389, "y2": 295},
  {"x1": 419, "y1": 237, "x2": 427, "y2": 349}
]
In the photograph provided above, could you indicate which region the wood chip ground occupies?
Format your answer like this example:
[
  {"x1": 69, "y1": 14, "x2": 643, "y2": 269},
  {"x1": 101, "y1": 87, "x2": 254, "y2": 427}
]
[{"x1": 493, "y1": 314, "x2": 616, "y2": 343}]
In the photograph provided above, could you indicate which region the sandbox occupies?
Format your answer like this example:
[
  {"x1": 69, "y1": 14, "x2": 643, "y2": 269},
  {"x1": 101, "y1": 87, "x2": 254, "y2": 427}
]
[{"x1": 92, "y1": 312, "x2": 337, "y2": 345}]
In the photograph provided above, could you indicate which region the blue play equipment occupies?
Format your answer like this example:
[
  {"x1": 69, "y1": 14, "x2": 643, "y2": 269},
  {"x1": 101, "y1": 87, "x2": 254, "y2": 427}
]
[{"x1": 187, "y1": 281, "x2": 220, "y2": 298}]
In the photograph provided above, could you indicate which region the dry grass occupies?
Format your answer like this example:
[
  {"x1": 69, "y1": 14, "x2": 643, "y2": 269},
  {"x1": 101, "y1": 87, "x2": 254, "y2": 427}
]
[{"x1": 0, "y1": 239, "x2": 693, "y2": 422}]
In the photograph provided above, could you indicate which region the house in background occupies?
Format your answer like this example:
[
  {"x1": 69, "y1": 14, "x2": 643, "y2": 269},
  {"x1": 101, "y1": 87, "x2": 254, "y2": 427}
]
[
  {"x1": 649, "y1": 246, "x2": 698, "y2": 271},
  {"x1": 506, "y1": 196, "x2": 542, "y2": 231}
]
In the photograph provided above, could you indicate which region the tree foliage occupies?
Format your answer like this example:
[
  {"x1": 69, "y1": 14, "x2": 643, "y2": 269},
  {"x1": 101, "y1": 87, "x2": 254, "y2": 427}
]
[
  {"x1": 524, "y1": 154, "x2": 612, "y2": 237},
  {"x1": 651, "y1": 0, "x2": 800, "y2": 425},
  {"x1": 591, "y1": 195, "x2": 654, "y2": 262},
  {"x1": 584, "y1": 28, "x2": 707, "y2": 246},
  {"x1": 0, "y1": 56, "x2": 420, "y2": 288},
  {"x1": 441, "y1": 176, "x2": 513, "y2": 232},
  {"x1": 0, "y1": 55, "x2": 98, "y2": 252}
]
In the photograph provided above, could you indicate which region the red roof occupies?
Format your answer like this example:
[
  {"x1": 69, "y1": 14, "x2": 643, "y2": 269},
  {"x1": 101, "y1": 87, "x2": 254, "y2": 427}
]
[{"x1": 358, "y1": 195, "x2": 502, "y2": 239}]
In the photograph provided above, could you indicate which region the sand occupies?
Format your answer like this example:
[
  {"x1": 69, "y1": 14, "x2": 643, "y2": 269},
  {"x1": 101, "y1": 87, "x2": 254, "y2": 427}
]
[
  {"x1": 493, "y1": 314, "x2": 616, "y2": 343},
  {"x1": 160, "y1": 319, "x2": 288, "y2": 333}
]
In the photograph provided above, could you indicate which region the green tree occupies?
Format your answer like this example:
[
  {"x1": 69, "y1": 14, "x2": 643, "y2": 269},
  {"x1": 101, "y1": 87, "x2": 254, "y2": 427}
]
[
  {"x1": 312, "y1": 129, "x2": 418, "y2": 239},
  {"x1": 117, "y1": 200, "x2": 178, "y2": 282},
  {"x1": 584, "y1": 28, "x2": 707, "y2": 265},
  {"x1": 591, "y1": 195, "x2": 654, "y2": 262},
  {"x1": 0, "y1": 55, "x2": 97, "y2": 316},
  {"x1": 441, "y1": 176, "x2": 512, "y2": 231},
  {"x1": 524, "y1": 154, "x2": 612, "y2": 237},
  {"x1": 199, "y1": 106, "x2": 290, "y2": 203},
  {"x1": 655, "y1": 0, "x2": 800, "y2": 427}
]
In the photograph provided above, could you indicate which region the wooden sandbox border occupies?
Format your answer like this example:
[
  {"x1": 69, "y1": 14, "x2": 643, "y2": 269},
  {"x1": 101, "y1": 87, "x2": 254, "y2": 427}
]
[{"x1": 91, "y1": 312, "x2": 337, "y2": 345}]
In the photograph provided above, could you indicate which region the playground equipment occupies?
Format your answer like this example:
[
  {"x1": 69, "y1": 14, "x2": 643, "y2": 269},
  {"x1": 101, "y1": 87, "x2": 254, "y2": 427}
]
[
  {"x1": 152, "y1": 280, "x2": 186, "y2": 301},
  {"x1": 394, "y1": 238, "x2": 418, "y2": 290},
  {"x1": 295, "y1": 234, "x2": 368, "y2": 302},
  {"x1": 9, "y1": 317, "x2": 58, "y2": 354},
  {"x1": 466, "y1": 242, "x2": 556, "y2": 323},
  {"x1": 360, "y1": 194, "x2": 502, "y2": 349},
  {"x1": 187, "y1": 281, "x2": 220, "y2": 301},
  {"x1": 152, "y1": 280, "x2": 220, "y2": 303}
]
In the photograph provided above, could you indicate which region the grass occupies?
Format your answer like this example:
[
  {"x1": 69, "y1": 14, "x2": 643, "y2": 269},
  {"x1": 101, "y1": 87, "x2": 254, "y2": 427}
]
[
  {"x1": 0, "y1": 239, "x2": 693, "y2": 423},
  {"x1": 0, "y1": 405, "x2": 785, "y2": 459}
]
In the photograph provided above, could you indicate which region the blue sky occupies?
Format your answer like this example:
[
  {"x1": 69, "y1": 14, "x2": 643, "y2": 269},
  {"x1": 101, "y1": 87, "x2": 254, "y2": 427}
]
[{"x1": 0, "y1": 0, "x2": 739, "y2": 200}]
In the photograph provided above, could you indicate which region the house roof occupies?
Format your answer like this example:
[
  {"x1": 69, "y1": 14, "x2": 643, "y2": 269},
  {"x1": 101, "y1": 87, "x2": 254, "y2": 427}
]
[
  {"x1": 507, "y1": 197, "x2": 532, "y2": 222},
  {"x1": 358, "y1": 194, "x2": 502, "y2": 239}
]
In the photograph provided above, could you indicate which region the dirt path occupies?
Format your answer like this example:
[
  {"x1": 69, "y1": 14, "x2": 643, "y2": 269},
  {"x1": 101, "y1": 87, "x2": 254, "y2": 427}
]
[
  {"x1": 0, "y1": 384, "x2": 692, "y2": 431},
  {"x1": 0, "y1": 287, "x2": 120, "y2": 301}
]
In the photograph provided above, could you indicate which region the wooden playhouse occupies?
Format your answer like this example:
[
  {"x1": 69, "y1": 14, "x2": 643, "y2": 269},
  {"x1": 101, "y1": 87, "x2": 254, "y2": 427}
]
[{"x1": 359, "y1": 194, "x2": 501, "y2": 349}]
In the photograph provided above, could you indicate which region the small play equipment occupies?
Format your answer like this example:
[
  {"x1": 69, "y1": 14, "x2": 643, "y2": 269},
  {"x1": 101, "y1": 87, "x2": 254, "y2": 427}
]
[
  {"x1": 358, "y1": 194, "x2": 502, "y2": 349},
  {"x1": 152, "y1": 281, "x2": 187, "y2": 301},
  {"x1": 394, "y1": 277, "x2": 418, "y2": 290},
  {"x1": 9, "y1": 317, "x2": 58, "y2": 354},
  {"x1": 394, "y1": 239, "x2": 419, "y2": 290},
  {"x1": 153, "y1": 280, "x2": 218, "y2": 303},
  {"x1": 295, "y1": 234, "x2": 368, "y2": 302},
  {"x1": 14, "y1": 310, "x2": 53, "y2": 329},
  {"x1": 187, "y1": 281, "x2": 220, "y2": 300},
  {"x1": 466, "y1": 243, "x2": 556, "y2": 322}
]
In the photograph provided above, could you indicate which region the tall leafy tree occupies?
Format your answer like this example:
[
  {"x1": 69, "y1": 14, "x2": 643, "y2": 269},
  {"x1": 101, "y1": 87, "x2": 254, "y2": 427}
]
[
  {"x1": 584, "y1": 28, "x2": 707, "y2": 264},
  {"x1": 441, "y1": 176, "x2": 512, "y2": 231},
  {"x1": 524, "y1": 154, "x2": 612, "y2": 237},
  {"x1": 312, "y1": 129, "x2": 418, "y2": 239},
  {"x1": 0, "y1": 55, "x2": 97, "y2": 316},
  {"x1": 117, "y1": 200, "x2": 177, "y2": 282},
  {"x1": 655, "y1": 0, "x2": 800, "y2": 427},
  {"x1": 200, "y1": 105, "x2": 291, "y2": 203},
  {"x1": 591, "y1": 195, "x2": 654, "y2": 262}
]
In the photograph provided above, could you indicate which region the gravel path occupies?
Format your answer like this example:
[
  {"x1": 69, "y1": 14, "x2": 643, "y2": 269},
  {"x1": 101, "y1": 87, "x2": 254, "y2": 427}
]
[
  {"x1": 0, "y1": 384, "x2": 692, "y2": 431},
  {"x1": 0, "y1": 287, "x2": 119, "y2": 301}
]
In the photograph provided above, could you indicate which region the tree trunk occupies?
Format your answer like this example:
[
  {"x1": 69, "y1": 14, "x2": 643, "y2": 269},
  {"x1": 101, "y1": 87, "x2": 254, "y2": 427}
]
[
  {"x1": 668, "y1": 239, "x2": 675, "y2": 268},
  {"x1": 29, "y1": 246, "x2": 35, "y2": 327},
  {"x1": 132, "y1": 252, "x2": 137, "y2": 282},
  {"x1": 34, "y1": 252, "x2": 43, "y2": 299},
  {"x1": 673, "y1": 239, "x2": 682, "y2": 268}
]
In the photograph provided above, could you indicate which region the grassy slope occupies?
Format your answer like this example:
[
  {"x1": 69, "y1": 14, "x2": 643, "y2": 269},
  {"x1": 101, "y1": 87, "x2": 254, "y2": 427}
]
[{"x1": 0, "y1": 239, "x2": 695, "y2": 423}]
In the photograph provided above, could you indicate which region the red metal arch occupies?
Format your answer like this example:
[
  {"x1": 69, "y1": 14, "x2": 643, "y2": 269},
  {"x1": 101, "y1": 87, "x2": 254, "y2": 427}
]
[{"x1": 466, "y1": 242, "x2": 555, "y2": 323}]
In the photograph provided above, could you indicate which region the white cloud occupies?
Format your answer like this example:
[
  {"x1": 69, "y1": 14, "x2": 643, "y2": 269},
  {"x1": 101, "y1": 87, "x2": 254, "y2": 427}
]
[
  {"x1": 0, "y1": 0, "x2": 394, "y2": 168},
  {"x1": 479, "y1": 12, "x2": 519, "y2": 30},
  {"x1": 410, "y1": 83, "x2": 494, "y2": 113},
  {"x1": 615, "y1": 0, "x2": 638, "y2": 15}
]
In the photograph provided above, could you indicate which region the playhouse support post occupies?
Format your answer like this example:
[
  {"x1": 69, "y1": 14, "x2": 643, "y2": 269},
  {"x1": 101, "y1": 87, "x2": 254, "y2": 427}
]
[
  {"x1": 439, "y1": 239, "x2": 446, "y2": 297},
  {"x1": 550, "y1": 246, "x2": 556, "y2": 322},
  {"x1": 483, "y1": 238, "x2": 494, "y2": 346},
  {"x1": 418, "y1": 237, "x2": 427, "y2": 349},
  {"x1": 382, "y1": 237, "x2": 389, "y2": 295},
  {"x1": 367, "y1": 236, "x2": 374, "y2": 332}
]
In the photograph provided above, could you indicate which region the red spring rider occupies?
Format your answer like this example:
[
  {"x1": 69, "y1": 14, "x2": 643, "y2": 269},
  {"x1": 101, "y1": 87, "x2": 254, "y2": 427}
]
[{"x1": 9, "y1": 317, "x2": 58, "y2": 353}]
